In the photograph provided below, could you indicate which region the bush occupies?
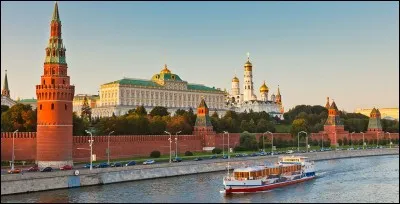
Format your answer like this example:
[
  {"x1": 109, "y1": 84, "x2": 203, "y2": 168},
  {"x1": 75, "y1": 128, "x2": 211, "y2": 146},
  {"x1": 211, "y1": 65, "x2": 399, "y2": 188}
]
[
  {"x1": 233, "y1": 146, "x2": 247, "y2": 152},
  {"x1": 184, "y1": 151, "x2": 193, "y2": 156},
  {"x1": 212, "y1": 148, "x2": 222, "y2": 154},
  {"x1": 150, "y1": 150, "x2": 161, "y2": 158}
]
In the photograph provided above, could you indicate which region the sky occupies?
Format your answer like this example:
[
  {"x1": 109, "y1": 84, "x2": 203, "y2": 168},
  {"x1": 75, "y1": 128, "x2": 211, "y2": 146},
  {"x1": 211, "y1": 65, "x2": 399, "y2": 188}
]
[{"x1": 1, "y1": 1, "x2": 399, "y2": 112}]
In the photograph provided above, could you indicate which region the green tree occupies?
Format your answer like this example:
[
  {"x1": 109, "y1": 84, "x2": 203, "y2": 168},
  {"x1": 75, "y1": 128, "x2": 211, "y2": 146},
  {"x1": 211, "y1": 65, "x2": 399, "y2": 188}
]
[
  {"x1": 1, "y1": 105, "x2": 9, "y2": 114},
  {"x1": 166, "y1": 115, "x2": 192, "y2": 134},
  {"x1": 1, "y1": 104, "x2": 37, "y2": 132},
  {"x1": 149, "y1": 116, "x2": 167, "y2": 135},
  {"x1": 239, "y1": 131, "x2": 258, "y2": 151},
  {"x1": 290, "y1": 118, "x2": 308, "y2": 137},
  {"x1": 150, "y1": 106, "x2": 169, "y2": 117},
  {"x1": 135, "y1": 105, "x2": 147, "y2": 116},
  {"x1": 73, "y1": 112, "x2": 89, "y2": 136},
  {"x1": 80, "y1": 96, "x2": 92, "y2": 121}
]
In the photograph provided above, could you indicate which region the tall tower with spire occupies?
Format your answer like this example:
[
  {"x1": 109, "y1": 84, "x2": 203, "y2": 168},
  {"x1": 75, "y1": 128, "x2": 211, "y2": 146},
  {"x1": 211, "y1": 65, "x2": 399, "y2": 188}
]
[
  {"x1": 367, "y1": 108, "x2": 382, "y2": 132},
  {"x1": 35, "y1": 2, "x2": 75, "y2": 168},
  {"x1": 2, "y1": 70, "x2": 10, "y2": 97},
  {"x1": 243, "y1": 53, "x2": 256, "y2": 101},
  {"x1": 231, "y1": 75, "x2": 240, "y2": 96},
  {"x1": 275, "y1": 85, "x2": 282, "y2": 104}
]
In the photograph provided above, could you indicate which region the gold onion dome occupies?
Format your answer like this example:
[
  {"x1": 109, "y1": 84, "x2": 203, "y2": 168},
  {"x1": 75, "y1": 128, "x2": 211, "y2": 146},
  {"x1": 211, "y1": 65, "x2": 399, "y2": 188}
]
[
  {"x1": 244, "y1": 60, "x2": 252, "y2": 67},
  {"x1": 260, "y1": 81, "x2": 269, "y2": 92},
  {"x1": 232, "y1": 76, "x2": 239, "y2": 82},
  {"x1": 161, "y1": 64, "x2": 171, "y2": 74}
]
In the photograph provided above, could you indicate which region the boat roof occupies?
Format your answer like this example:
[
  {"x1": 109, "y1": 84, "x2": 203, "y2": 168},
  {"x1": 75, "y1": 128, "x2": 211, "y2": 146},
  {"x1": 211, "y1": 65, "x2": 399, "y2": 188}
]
[
  {"x1": 279, "y1": 156, "x2": 309, "y2": 159},
  {"x1": 233, "y1": 166, "x2": 265, "y2": 172}
]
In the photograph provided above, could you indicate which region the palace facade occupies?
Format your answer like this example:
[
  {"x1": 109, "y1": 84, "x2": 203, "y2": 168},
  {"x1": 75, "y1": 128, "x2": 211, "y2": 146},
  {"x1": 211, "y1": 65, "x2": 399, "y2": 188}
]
[{"x1": 88, "y1": 65, "x2": 226, "y2": 117}]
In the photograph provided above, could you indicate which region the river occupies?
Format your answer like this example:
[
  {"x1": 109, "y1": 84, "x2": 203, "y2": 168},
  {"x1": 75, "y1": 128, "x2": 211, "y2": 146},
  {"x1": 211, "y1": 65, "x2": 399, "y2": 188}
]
[{"x1": 1, "y1": 155, "x2": 399, "y2": 203}]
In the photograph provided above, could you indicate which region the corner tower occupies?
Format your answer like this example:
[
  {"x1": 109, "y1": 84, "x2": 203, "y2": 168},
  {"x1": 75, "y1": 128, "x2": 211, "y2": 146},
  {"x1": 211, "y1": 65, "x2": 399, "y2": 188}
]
[{"x1": 35, "y1": 2, "x2": 75, "y2": 168}]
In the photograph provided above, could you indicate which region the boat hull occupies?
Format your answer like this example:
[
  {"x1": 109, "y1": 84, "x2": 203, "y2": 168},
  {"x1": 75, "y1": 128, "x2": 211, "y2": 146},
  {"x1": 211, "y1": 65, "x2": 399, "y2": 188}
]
[{"x1": 224, "y1": 176, "x2": 315, "y2": 195}]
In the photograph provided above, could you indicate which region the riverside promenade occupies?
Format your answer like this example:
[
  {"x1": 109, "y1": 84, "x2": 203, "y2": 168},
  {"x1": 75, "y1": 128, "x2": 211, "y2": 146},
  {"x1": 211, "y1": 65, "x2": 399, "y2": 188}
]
[{"x1": 1, "y1": 148, "x2": 398, "y2": 195}]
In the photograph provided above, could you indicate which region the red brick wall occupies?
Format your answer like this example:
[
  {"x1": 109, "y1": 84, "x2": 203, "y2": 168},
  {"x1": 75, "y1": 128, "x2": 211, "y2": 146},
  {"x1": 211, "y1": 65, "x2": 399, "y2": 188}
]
[{"x1": 2, "y1": 132, "x2": 398, "y2": 162}]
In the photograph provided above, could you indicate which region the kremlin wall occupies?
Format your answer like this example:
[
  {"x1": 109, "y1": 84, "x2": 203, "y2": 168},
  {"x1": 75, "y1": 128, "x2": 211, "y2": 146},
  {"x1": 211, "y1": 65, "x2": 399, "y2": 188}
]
[{"x1": 1, "y1": 131, "x2": 398, "y2": 163}]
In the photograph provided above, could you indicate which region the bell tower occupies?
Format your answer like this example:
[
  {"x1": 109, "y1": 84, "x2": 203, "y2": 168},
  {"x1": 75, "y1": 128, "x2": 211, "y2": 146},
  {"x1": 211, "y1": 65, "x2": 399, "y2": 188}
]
[{"x1": 35, "y1": 2, "x2": 75, "y2": 168}]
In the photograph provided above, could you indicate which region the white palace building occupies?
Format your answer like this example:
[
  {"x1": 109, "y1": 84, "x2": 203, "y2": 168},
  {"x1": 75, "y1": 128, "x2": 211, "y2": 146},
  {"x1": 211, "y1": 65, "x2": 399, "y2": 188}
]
[{"x1": 88, "y1": 65, "x2": 226, "y2": 117}]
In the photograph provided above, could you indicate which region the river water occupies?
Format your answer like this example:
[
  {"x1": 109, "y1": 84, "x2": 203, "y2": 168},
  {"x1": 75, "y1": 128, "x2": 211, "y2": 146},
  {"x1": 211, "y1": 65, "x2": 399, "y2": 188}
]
[{"x1": 1, "y1": 155, "x2": 399, "y2": 203}]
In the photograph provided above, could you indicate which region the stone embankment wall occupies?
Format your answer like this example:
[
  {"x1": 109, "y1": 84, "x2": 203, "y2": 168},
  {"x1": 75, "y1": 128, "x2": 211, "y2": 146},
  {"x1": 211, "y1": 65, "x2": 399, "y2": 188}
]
[{"x1": 1, "y1": 148, "x2": 398, "y2": 195}]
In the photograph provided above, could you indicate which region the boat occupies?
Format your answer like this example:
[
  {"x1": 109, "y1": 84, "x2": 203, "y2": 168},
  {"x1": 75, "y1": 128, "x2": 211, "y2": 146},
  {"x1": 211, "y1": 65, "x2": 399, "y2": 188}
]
[{"x1": 222, "y1": 156, "x2": 315, "y2": 195}]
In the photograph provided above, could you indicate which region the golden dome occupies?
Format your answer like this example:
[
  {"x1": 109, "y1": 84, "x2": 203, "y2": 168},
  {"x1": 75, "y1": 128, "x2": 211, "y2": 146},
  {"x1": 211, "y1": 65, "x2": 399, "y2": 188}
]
[
  {"x1": 232, "y1": 76, "x2": 239, "y2": 82},
  {"x1": 244, "y1": 60, "x2": 252, "y2": 67},
  {"x1": 260, "y1": 81, "x2": 269, "y2": 92},
  {"x1": 160, "y1": 64, "x2": 171, "y2": 74}
]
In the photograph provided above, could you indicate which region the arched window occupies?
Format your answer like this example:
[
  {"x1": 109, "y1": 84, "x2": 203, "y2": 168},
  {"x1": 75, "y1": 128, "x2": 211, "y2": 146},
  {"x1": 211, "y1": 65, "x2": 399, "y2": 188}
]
[
  {"x1": 52, "y1": 79, "x2": 55, "y2": 85},
  {"x1": 51, "y1": 103, "x2": 54, "y2": 110},
  {"x1": 63, "y1": 79, "x2": 65, "y2": 84},
  {"x1": 40, "y1": 104, "x2": 42, "y2": 110},
  {"x1": 43, "y1": 80, "x2": 46, "y2": 85},
  {"x1": 65, "y1": 104, "x2": 67, "y2": 110}
]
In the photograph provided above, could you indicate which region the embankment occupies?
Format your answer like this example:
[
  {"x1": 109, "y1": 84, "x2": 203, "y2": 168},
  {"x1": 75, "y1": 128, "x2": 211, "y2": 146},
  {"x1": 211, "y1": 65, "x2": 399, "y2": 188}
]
[{"x1": 1, "y1": 148, "x2": 398, "y2": 195}]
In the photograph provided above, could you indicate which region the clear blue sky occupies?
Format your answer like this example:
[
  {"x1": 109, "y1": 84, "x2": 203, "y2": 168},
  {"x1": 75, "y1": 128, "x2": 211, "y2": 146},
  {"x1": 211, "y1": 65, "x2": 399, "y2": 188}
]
[{"x1": 1, "y1": 1, "x2": 399, "y2": 112}]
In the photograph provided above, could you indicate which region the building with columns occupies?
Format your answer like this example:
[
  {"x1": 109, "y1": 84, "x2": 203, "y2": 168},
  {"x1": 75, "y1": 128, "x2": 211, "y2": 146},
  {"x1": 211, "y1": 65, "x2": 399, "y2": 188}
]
[
  {"x1": 35, "y1": 2, "x2": 75, "y2": 168},
  {"x1": 90, "y1": 64, "x2": 226, "y2": 118},
  {"x1": 226, "y1": 55, "x2": 284, "y2": 119}
]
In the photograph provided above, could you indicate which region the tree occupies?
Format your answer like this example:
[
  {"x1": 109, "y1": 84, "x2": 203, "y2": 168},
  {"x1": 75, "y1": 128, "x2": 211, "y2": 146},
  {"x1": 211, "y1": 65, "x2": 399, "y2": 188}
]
[
  {"x1": 1, "y1": 104, "x2": 36, "y2": 132},
  {"x1": 290, "y1": 118, "x2": 308, "y2": 137},
  {"x1": 166, "y1": 115, "x2": 192, "y2": 134},
  {"x1": 149, "y1": 116, "x2": 167, "y2": 135},
  {"x1": 239, "y1": 131, "x2": 258, "y2": 151},
  {"x1": 73, "y1": 112, "x2": 89, "y2": 136},
  {"x1": 80, "y1": 96, "x2": 92, "y2": 121},
  {"x1": 150, "y1": 106, "x2": 169, "y2": 117},
  {"x1": 135, "y1": 105, "x2": 147, "y2": 116},
  {"x1": 1, "y1": 105, "x2": 9, "y2": 114}
]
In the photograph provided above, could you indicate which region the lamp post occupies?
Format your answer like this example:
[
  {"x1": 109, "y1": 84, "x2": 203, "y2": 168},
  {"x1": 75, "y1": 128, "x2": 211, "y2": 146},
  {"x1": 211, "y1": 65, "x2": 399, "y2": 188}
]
[
  {"x1": 376, "y1": 132, "x2": 379, "y2": 148},
  {"x1": 361, "y1": 132, "x2": 365, "y2": 149},
  {"x1": 334, "y1": 132, "x2": 337, "y2": 150},
  {"x1": 175, "y1": 131, "x2": 181, "y2": 159},
  {"x1": 351, "y1": 132, "x2": 355, "y2": 149},
  {"x1": 11, "y1": 130, "x2": 18, "y2": 171},
  {"x1": 164, "y1": 131, "x2": 172, "y2": 163},
  {"x1": 297, "y1": 131, "x2": 307, "y2": 152},
  {"x1": 321, "y1": 133, "x2": 324, "y2": 151},
  {"x1": 223, "y1": 131, "x2": 230, "y2": 158},
  {"x1": 222, "y1": 131, "x2": 226, "y2": 157},
  {"x1": 264, "y1": 131, "x2": 273, "y2": 155},
  {"x1": 107, "y1": 131, "x2": 114, "y2": 165},
  {"x1": 386, "y1": 132, "x2": 391, "y2": 148},
  {"x1": 85, "y1": 130, "x2": 94, "y2": 171}
]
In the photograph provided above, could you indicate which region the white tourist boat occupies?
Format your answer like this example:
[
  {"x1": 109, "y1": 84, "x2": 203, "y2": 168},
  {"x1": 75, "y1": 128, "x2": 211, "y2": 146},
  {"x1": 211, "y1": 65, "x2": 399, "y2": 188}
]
[{"x1": 222, "y1": 156, "x2": 316, "y2": 195}]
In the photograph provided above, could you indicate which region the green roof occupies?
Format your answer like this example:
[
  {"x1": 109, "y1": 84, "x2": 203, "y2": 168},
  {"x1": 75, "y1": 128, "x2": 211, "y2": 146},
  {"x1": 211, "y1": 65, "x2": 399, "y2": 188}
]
[
  {"x1": 151, "y1": 73, "x2": 183, "y2": 82},
  {"x1": 104, "y1": 78, "x2": 161, "y2": 87},
  {"x1": 18, "y1": 98, "x2": 37, "y2": 103},
  {"x1": 187, "y1": 84, "x2": 221, "y2": 92}
]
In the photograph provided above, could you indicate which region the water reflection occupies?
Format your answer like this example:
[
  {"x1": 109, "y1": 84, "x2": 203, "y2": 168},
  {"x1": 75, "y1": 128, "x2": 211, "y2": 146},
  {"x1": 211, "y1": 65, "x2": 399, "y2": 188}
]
[{"x1": 1, "y1": 155, "x2": 398, "y2": 203}]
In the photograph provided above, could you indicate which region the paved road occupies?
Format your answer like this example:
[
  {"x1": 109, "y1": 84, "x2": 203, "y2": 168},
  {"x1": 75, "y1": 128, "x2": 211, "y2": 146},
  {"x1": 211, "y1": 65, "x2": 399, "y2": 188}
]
[{"x1": 2, "y1": 147, "x2": 396, "y2": 175}]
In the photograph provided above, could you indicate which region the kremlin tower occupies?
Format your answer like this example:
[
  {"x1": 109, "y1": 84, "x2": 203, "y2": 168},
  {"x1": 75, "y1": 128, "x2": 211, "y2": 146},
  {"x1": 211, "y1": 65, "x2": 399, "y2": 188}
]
[
  {"x1": 367, "y1": 108, "x2": 382, "y2": 132},
  {"x1": 35, "y1": 2, "x2": 75, "y2": 168}
]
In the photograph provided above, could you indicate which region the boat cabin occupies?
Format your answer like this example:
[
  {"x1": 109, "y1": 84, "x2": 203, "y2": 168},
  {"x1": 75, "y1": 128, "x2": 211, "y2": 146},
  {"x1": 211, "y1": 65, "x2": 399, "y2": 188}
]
[{"x1": 233, "y1": 164, "x2": 301, "y2": 181}]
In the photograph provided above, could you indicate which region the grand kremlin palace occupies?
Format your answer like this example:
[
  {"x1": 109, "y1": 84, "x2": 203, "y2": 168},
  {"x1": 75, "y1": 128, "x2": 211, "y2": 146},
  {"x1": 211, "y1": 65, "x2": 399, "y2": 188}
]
[{"x1": 74, "y1": 65, "x2": 226, "y2": 117}]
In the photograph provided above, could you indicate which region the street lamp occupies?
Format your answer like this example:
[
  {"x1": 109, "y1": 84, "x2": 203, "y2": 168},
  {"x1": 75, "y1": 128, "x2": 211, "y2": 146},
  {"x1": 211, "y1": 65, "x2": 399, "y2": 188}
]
[
  {"x1": 164, "y1": 131, "x2": 172, "y2": 163},
  {"x1": 223, "y1": 131, "x2": 230, "y2": 158},
  {"x1": 376, "y1": 132, "x2": 379, "y2": 148},
  {"x1": 361, "y1": 132, "x2": 365, "y2": 149},
  {"x1": 351, "y1": 132, "x2": 355, "y2": 149},
  {"x1": 11, "y1": 130, "x2": 18, "y2": 171},
  {"x1": 264, "y1": 131, "x2": 273, "y2": 155},
  {"x1": 386, "y1": 132, "x2": 391, "y2": 148},
  {"x1": 297, "y1": 131, "x2": 307, "y2": 152},
  {"x1": 85, "y1": 130, "x2": 94, "y2": 170},
  {"x1": 321, "y1": 133, "x2": 324, "y2": 151},
  {"x1": 222, "y1": 131, "x2": 228, "y2": 157},
  {"x1": 175, "y1": 131, "x2": 181, "y2": 159},
  {"x1": 107, "y1": 131, "x2": 114, "y2": 165}
]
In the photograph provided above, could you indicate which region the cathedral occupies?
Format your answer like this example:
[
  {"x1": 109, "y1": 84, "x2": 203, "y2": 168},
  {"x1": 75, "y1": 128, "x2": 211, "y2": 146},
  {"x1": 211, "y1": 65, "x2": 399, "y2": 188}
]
[{"x1": 226, "y1": 54, "x2": 284, "y2": 119}]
